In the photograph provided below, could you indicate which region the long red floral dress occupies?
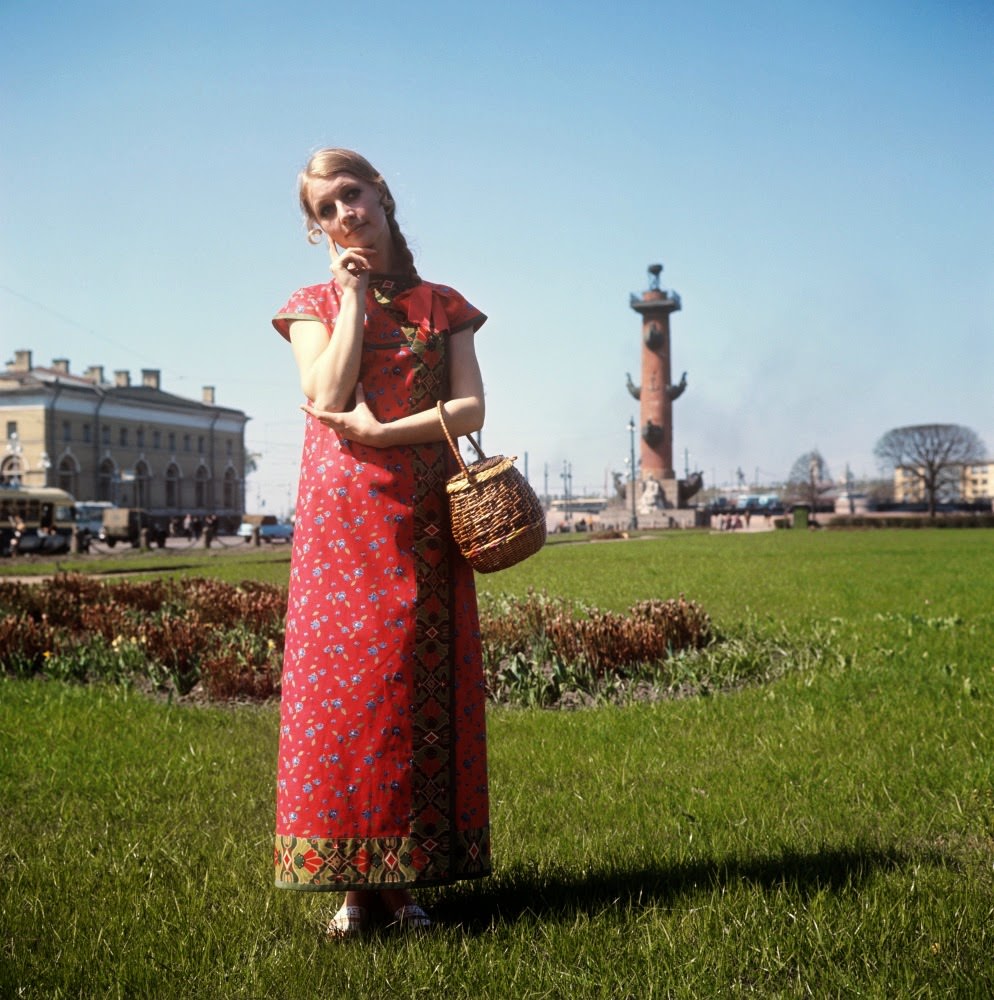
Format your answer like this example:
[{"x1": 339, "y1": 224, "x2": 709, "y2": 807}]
[{"x1": 272, "y1": 275, "x2": 491, "y2": 890}]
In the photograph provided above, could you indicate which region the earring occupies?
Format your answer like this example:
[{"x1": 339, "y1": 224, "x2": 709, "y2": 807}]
[{"x1": 307, "y1": 227, "x2": 323, "y2": 245}]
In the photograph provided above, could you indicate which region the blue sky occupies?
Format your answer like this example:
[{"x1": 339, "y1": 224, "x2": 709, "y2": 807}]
[{"x1": 2, "y1": 0, "x2": 991, "y2": 513}]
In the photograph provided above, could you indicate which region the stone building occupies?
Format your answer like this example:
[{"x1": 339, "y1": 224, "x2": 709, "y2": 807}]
[
  {"x1": 894, "y1": 461, "x2": 994, "y2": 505},
  {"x1": 0, "y1": 349, "x2": 249, "y2": 523}
]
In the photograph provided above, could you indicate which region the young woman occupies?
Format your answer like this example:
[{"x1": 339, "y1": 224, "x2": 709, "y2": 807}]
[{"x1": 272, "y1": 149, "x2": 491, "y2": 937}]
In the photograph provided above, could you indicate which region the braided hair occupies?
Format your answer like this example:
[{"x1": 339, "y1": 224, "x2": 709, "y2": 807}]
[{"x1": 299, "y1": 148, "x2": 419, "y2": 282}]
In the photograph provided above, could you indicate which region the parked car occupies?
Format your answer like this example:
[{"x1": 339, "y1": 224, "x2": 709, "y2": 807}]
[
  {"x1": 237, "y1": 516, "x2": 294, "y2": 543},
  {"x1": 101, "y1": 508, "x2": 168, "y2": 548}
]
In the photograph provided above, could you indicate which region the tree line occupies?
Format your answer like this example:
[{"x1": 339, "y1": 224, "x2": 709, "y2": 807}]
[{"x1": 786, "y1": 423, "x2": 987, "y2": 518}]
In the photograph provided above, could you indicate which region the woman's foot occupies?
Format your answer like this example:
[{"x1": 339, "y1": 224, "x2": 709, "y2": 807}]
[
  {"x1": 326, "y1": 903, "x2": 367, "y2": 939},
  {"x1": 326, "y1": 889, "x2": 375, "y2": 939},
  {"x1": 391, "y1": 902, "x2": 432, "y2": 931},
  {"x1": 327, "y1": 888, "x2": 431, "y2": 937},
  {"x1": 380, "y1": 888, "x2": 431, "y2": 932}
]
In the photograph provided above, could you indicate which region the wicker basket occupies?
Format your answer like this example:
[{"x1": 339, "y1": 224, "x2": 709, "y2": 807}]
[{"x1": 436, "y1": 401, "x2": 547, "y2": 573}]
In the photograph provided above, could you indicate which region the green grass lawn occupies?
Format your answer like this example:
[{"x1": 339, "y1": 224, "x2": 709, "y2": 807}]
[{"x1": 2, "y1": 529, "x2": 993, "y2": 997}]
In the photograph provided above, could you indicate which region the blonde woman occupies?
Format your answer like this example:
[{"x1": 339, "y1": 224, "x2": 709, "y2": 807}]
[{"x1": 272, "y1": 149, "x2": 491, "y2": 937}]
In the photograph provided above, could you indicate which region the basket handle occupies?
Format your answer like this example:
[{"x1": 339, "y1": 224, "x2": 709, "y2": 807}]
[{"x1": 436, "y1": 401, "x2": 486, "y2": 476}]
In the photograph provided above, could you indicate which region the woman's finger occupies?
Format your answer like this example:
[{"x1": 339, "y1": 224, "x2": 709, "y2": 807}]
[{"x1": 333, "y1": 249, "x2": 372, "y2": 278}]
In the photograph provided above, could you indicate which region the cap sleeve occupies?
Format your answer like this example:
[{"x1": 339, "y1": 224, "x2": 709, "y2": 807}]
[
  {"x1": 435, "y1": 285, "x2": 487, "y2": 335},
  {"x1": 272, "y1": 283, "x2": 341, "y2": 340}
]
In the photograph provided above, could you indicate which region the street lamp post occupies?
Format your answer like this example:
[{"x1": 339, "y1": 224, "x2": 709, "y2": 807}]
[
  {"x1": 628, "y1": 417, "x2": 638, "y2": 530},
  {"x1": 560, "y1": 460, "x2": 572, "y2": 529}
]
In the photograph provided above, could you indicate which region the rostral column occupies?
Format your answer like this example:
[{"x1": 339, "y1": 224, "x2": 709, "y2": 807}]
[{"x1": 627, "y1": 264, "x2": 686, "y2": 500}]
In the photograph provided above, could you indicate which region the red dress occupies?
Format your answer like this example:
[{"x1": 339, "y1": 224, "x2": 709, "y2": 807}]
[{"x1": 272, "y1": 275, "x2": 491, "y2": 890}]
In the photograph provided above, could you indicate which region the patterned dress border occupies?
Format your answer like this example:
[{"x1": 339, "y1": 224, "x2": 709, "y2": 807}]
[{"x1": 274, "y1": 828, "x2": 491, "y2": 890}]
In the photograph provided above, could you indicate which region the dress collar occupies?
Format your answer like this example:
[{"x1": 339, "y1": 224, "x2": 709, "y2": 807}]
[{"x1": 368, "y1": 273, "x2": 421, "y2": 294}]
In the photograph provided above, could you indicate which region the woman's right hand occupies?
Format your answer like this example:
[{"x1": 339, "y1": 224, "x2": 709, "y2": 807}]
[{"x1": 329, "y1": 239, "x2": 372, "y2": 293}]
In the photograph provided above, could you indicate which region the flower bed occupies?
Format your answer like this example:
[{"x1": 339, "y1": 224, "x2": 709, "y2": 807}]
[
  {"x1": 1, "y1": 575, "x2": 712, "y2": 707},
  {"x1": 0, "y1": 575, "x2": 284, "y2": 700}
]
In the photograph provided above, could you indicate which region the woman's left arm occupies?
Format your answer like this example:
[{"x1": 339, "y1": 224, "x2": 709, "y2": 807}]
[{"x1": 301, "y1": 326, "x2": 485, "y2": 446}]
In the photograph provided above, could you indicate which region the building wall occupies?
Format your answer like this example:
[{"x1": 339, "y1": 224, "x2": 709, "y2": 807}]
[
  {"x1": 1, "y1": 356, "x2": 249, "y2": 520},
  {"x1": 960, "y1": 462, "x2": 993, "y2": 502},
  {"x1": 893, "y1": 467, "x2": 924, "y2": 503},
  {"x1": 1, "y1": 404, "x2": 45, "y2": 486},
  {"x1": 893, "y1": 461, "x2": 994, "y2": 504}
]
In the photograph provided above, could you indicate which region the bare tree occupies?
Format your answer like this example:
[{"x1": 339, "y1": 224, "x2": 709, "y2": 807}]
[
  {"x1": 873, "y1": 424, "x2": 986, "y2": 517},
  {"x1": 785, "y1": 450, "x2": 833, "y2": 510}
]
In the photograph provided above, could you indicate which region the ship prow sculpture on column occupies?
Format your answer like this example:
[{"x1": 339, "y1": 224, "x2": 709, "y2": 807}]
[{"x1": 624, "y1": 263, "x2": 703, "y2": 526}]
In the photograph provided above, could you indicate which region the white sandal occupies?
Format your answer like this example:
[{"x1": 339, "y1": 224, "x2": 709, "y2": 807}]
[
  {"x1": 327, "y1": 904, "x2": 367, "y2": 939},
  {"x1": 392, "y1": 903, "x2": 432, "y2": 931}
]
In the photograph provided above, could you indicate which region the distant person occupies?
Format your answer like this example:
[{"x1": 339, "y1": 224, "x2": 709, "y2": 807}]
[
  {"x1": 271, "y1": 148, "x2": 491, "y2": 938},
  {"x1": 9, "y1": 515, "x2": 25, "y2": 556}
]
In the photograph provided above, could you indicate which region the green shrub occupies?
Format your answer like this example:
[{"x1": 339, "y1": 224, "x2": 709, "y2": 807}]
[
  {"x1": 828, "y1": 513, "x2": 994, "y2": 529},
  {"x1": 1, "y1": 576, "x2": 718, "y2": 708},
  {"x1": 0, "y1": 574, "x2": 285, "y2": 699},
  {"x1": 478, "y1": 590, "x2": 713, "y2": 706}
]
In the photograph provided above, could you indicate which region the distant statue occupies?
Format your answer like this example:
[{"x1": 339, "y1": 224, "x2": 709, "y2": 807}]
[
  {"x1": 613, "y1": 471, "x2": 626, "y2": 500},
  {"x1": 644, "y1": 323, "x2": 664, "y2": 351},
  {"x1": 638, "y1": 478, "x2": 664, "y2": 513},
  {"x1": 678, "y1": 472, "x2": 704, "y2": 505},
  {"x1": 625, "y1": 372, "x2": 641, "y2": 400},
  {"x1": 642, "y1": 420, "x2": 664, "y2": 446},
  {"x1": 667, "y1": 371, "x2": 688, "y2": 400}
]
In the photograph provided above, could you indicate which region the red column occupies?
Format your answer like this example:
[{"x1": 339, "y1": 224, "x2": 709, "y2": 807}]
[
  {"x1": 637, "y1": 292, "x2": 673, "y2": 479},
  {"x1": 631, "y1": 276, "x2": 681, "y2": 483}
]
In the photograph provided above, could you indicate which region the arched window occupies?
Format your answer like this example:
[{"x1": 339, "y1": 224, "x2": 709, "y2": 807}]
[
  {"x1": 223, "y1": 467, "x2": 238, "y2": 509},
  {"x1": 1, "y1": 455, "x2": 24, "y2": 486},
  {"x1": 134, "y1": 461, "x2": 151, "y2": 509},
  {"x1": 58, "y1": 455, "x2": 79, "y2": 497},
  {"x1": 98, "y1": 459, "x2": 117, "y2": 503},
  {"x1": 165, "y1": 463, "x2": 181, "y2": 509},
  {"x1": 195, "y1": 466, "x2": 210, "y2": 509}
]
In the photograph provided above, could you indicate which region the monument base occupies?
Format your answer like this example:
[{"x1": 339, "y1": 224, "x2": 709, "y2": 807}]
[
  {"x1": 637, "y1": 477, "x2": 695, "y2": 528},
  {"x1": 590, "y1": 477, "x2": 699, "y2": 530}
]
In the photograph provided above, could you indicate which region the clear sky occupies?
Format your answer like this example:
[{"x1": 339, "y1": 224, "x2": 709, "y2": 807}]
[{"x1": 2, "y1": 0, "x2": 992, "y2": 514}]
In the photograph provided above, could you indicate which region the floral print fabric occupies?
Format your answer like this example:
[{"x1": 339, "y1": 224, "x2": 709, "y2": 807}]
[{"x1": 272, "y1": 277, "x2": 491, "y2": 889}]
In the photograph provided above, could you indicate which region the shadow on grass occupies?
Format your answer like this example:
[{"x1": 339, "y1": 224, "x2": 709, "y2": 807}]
[{"x1": 432, "y1": 844, "x2": 950, "y2": 933}]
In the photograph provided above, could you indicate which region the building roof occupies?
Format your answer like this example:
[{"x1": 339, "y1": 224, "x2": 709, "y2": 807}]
[{"x1": 1, "y1": 353, "x2": 248, "y2": 419}]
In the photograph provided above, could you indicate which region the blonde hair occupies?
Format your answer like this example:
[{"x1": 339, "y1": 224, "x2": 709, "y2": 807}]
[{"x1": 299, "y1": 148, "x2": 418, "y2": 280}]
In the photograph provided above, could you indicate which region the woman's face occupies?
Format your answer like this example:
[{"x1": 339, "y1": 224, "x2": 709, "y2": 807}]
[{"x1": 306, "y1": 172, "x2": 393, "y2": 261}]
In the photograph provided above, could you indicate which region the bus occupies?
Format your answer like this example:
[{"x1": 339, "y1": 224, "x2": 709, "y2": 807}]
[
  {"x1": 0, "y1": 485, "x2": 76, "y2": 556},
  {"x1": 735, "y1": 493, "x2": 783, "y2": 513},
  {"x1": 74, "y1": 500, "x2": 114, "y2": 542}
]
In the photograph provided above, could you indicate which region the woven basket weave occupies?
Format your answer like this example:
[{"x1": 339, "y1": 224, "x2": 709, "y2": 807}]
[{"x1": 437, "y1": 401, "x2": 547, "y2": 573}]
